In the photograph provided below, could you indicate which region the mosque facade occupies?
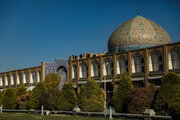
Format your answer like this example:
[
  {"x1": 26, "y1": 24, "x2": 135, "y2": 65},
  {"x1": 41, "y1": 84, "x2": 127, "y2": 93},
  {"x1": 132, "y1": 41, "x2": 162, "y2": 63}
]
[{"x1": 0, "y1": 15, "x2": 180, "y2": 95}]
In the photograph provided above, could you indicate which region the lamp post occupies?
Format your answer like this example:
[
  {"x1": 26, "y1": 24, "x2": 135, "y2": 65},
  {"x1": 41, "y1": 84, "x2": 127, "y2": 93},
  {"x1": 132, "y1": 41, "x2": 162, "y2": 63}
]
[{"x1": 104, "y1": 62, "x2": 109, "y2": 109}]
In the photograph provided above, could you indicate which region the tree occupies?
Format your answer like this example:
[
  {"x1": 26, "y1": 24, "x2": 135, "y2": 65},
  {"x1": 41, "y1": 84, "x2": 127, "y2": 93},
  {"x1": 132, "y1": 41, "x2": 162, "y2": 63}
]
[
  {"x1": 16, "y1": 85, "x2": 27, "y2": 97},
  {"x1": 154, "y1": 72, "x2": 180, "y2": 118},
  {"x1": 2, "y1": 87, "x2": 16, "y2": 109},
  {"x1": 78, "y1": 85, "x2": 85, "y2": 107},
  {"x1": 127, "y1": 86, "x2": 156, "y2": 114},
  {"x1": 16, "y1": 94, "x2": 29, "y2": 109},
  {"x1": 79, "y1": 79, "x2": 104, "y2": 112},
  {"x1": 56, "y1": 83, "x2": 78, "y2": 111},
  {"x1": 112, "y1": 71, "x2": 133, "y2": 113},
  {"x1": 44, "y1": 73, "x2": 61, "y2": 110},
  {"x1": 28, "y1": 82, "x2": 48, "y2": 110},
  {"x1": 0, "y1": 90, "x2": 4, "y2": 105}
]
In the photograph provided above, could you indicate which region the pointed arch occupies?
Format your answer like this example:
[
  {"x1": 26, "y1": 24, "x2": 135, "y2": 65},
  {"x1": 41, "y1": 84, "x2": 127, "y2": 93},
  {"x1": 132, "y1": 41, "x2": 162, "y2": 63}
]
[
  {"x1": 169, "y1": 46, "x2": 180, "y2": 70},
  {"x1": 91, "y1": 60, "x2": 100, "y2": 78},
  {"x1": 117, "y1": 56, "x2": 128, "y2": 74},
  {"x1": 132, "y1": 53, "x2": 145, "y2": 73},
  {"x1": 57, "y1": 66, "x2": 67, "y2": 82},
  {"x1": 150, "y1": 49, "x2": 163, "y2": 72},
  {"x1": 103, "y1": 59, "x2": 113, "y2": 77},
  {"x1": 80, "y1": 63, "x2": 88, "y2": 79},
  {"x1": 72, "y1": 64, "x2": 77, "y2": 80}
]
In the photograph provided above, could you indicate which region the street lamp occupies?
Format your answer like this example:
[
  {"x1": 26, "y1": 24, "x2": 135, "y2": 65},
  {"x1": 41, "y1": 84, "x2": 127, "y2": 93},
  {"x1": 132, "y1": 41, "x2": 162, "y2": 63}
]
[{"x1": 104, "y1": 62, "x2": 109, "y2": 109}]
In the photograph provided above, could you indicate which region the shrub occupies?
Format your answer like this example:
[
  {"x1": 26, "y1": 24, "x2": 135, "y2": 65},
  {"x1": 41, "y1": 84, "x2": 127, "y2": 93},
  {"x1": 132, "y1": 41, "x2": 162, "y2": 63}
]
[
  {"x1": 44, "y1": 73, "x2": 61, "y2": 110},
  {"x1": 2, "y1": 87, "x2": 16, "y2": 109},
  {"x1": 28, "y1": 82, "x2": 48, "y2": 110},
  {"x1": 169, "y1": 101, "x2": 180, "y2": 120},
  {"x1": 16, "y1": 85, "x2": 27, "y2": 97},
  {"x1": 16, "y1": 94, "x2": 29, "y2": 109},
  {"x1": 79, "y1": 79, "x2": 104, "y2": 112},
  {"x1": 0, "y1": 90, "x2": 4, "y2": 105},
  {"x1": 127, "y1": 87, "x2": 156, "y2": 114},
  {"x1": 112, "y1": 71, "x2": 133, "y2": 113},
  {"x1": 154, "y1": 72, "x2": 180, "y2": 116},
  {"x1": 56, "y1": 83, "x2": 78, "y2": 111}
]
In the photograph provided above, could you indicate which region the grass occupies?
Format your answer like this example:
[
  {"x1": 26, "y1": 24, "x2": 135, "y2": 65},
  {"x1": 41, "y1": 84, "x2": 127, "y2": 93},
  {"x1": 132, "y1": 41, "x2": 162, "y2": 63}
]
[{"x1": 0, "y1": 113, "x2": 121, "y2": 120}]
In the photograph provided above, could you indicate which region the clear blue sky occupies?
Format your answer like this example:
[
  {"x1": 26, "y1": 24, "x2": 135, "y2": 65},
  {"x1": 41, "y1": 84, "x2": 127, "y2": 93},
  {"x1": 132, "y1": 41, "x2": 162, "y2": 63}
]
[{"x1": 0, "y1": 0, "x2": 180, "y2": 72}]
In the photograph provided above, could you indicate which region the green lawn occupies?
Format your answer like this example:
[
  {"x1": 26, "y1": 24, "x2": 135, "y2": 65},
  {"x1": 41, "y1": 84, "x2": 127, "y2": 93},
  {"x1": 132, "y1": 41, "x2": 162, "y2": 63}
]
[{"x1": 0, "y1": 113, "x2": 120, "y2": 120}]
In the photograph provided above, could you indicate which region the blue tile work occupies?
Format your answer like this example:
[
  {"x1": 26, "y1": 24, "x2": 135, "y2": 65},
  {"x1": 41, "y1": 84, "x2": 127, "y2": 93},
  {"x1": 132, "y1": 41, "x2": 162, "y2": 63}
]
[
  {"x1": 55, "y1": 59, "x2": 69, "y2": 71},
  {"x1": 45, "y1": 62, "x2": 57, "y2": 76},
  {"x1": 45, "y1": 59, "x2": 69, "y2": 90}
]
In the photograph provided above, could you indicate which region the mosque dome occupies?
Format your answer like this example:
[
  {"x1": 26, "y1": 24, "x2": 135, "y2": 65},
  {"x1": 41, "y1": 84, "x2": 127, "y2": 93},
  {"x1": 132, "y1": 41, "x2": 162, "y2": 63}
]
[{"x1": 108, "y1": 15, "x2": 171, "y2": 53}]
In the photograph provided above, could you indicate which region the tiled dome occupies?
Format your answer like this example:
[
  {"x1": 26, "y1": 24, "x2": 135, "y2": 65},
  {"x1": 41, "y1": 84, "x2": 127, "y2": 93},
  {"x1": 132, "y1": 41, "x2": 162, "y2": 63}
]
[{"x1": 108, "y1": 15, "x2": 171, "y2": 53}]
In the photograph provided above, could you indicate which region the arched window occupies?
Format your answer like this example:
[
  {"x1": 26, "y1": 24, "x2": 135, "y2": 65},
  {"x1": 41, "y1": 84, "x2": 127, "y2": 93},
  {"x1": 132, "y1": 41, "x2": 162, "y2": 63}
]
[
  {"x1": 80, "y1": 63, "x2": 88, "y2": 79},
  {"x1": 149, "y1": 49, "x2": 163, "y2": 72},
  {"x1": 24, "y1": 71, "x2": 29, "y2": 84},
  {"x1": 1, "y1": 76, "x2": 4, "y2": 87},
  {"x1": 132, "y1": 53, "x2": 144, "y2": 73},
  {"x1": 103, "y1": 59, "x2": 113, "y2": 77},
  {"x1": 169, "y1": 47, "x2": 180, "y2": 70},
  {"x1": 6, "y1": 74, "x2": 10, "y2": 86},
  {"x1": 117, "y1": 56, "x2": 128, "y2": 74},
  {"x1": 57, "y1": 66, "x2": 67, "y2": 82},
  {"x1": 31, "y1": 70, "x2": 36, "y2": 84},
  {"x1": 12, "y1": 73, "x2": 16, "y2": 85},
  {"x1": 38, "y1": 71, "x2": 41, "y2": 82},
  {"x1": 72, "y1": 65, "x2": 77, "y2": 80},
  {"x1": 18, "y1": 72, "x2": 22, "y2": 85},
  {"x1": 91, "y1": 61, "x2": 100, "y2": 78}
]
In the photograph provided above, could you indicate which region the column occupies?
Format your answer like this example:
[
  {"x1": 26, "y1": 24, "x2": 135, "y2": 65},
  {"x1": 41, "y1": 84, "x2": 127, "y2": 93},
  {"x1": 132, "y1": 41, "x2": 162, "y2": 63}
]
[
  {"x1": 144, "y1": 48, "x2": 149, "y2": 88},
  {"x1": 15, "y1": 71, "x2": 18, "y2": 87},
  {"x1": 9, "y1": 72, "x2": 12, "y2": 86},
  {"x1": 41, "y1": 62, "x2": 45, "y2": 81},
  {"x1": 36, "y1": 68, "x2": 38, "y2": 84},
  {"x1": 100, "y1": 56, "x2": 103, "y2": 82},
  {"x1": 28, "y1": 69, "x2": 31, "y2": 86},
  {"x1": 21, "y1": 70, "x2": 24, "y2": 85},
  {"x1": 77, "y1": 61, "x2": 80, "y2": 81},
  {"x1": 163, "y1": 45, "x2": 168, "y2": 75},
  {"x1": 128, "y1": 52, "x2": 132, "y2": 76},
  {"x1": 4, "y1": 73, "x2": 6, "y2": 89},
  {"x1": 113, "y1": 54, "x2": 117, "y2": 82}
]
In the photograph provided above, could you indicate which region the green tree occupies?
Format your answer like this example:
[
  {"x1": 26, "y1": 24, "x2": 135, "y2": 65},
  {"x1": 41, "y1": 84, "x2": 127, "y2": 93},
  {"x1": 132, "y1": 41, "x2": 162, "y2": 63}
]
[
  {"x1": 0, "y1": 90, "x2": 4, "y2": 105},
  {"x1": 16, "y1": 85, "x2": 27, "y2": 97},
  {"x1": 79, "y1": 79, "x2": 104, "y2": 112},
  {"x1": 2, "y1": 87, "x2": 16, "y2": 109},
  {"x1": 78, "y1": 85, "x2": 85, "y2": 107},
  {"x1": 44, "y1": 73, "x2": 61, "y2": 110},
  {"x1": 28, "y1": 82, "x2": 48, "y2": 110},
  {"x1": 112, "y1": 71, "x2": 133, "y2": 113},
  {"x1": 56, "y1": 83, "x2": 78, "y2": 111},
  {"x1": 154, "y1": 72, "x2": 180, "y2": 118}
]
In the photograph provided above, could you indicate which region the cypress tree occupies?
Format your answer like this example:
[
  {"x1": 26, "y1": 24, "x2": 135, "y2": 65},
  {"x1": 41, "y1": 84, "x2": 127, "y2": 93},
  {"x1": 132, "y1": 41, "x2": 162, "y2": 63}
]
[
  {"x1": 112, "y1": 71, "x2": 133, "y2": 113},
  {"x1": 16, "y1": 85, "x2": 27, "y2": 97},
  {"x1": 44, "y1": 73, "x2": 61, "y2": 110},
  {"x1": 28, "y1": 82, "x2": 48, "y2": 110},
  {"x1": 2, "y1": 87, "x2": 16, "y2": 109},
  {"x1": 0, "y1": 90, "x2": 4, "y2": 105},
  {"x1": 56, "y1": 82, "x2": 78, "y2": 111},
  {"x1": 154, "y1": 72, "x2": 180, "y2": 118},
  {"x1": 79, "y1": 79, "x2": 104, "y2": 112}
]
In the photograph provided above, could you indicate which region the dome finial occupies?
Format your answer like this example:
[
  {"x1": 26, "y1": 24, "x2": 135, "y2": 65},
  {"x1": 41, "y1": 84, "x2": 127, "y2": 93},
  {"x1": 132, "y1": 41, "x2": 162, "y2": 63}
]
[{"x1": 137, "y1": 7, "x2": 139, "y2": 15}]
